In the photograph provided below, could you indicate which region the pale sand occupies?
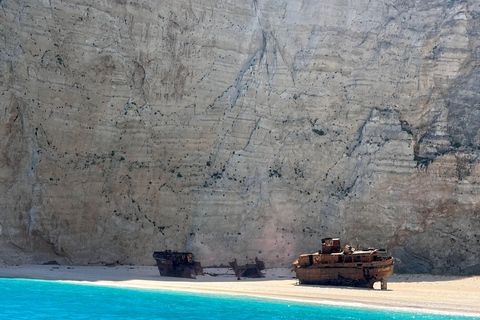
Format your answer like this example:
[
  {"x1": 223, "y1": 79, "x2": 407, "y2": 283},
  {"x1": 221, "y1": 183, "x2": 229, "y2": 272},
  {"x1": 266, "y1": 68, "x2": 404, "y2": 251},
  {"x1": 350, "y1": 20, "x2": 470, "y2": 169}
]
[{"x1": 1, "y1": 265, "x2": 479, "y2": 317}]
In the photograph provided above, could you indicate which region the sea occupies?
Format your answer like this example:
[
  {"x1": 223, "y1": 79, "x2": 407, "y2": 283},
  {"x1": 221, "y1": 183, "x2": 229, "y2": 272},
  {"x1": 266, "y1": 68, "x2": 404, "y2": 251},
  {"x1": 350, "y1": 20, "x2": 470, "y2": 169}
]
[{"x1": 0, "y1": 278, "x2": 478, "y2": 320}]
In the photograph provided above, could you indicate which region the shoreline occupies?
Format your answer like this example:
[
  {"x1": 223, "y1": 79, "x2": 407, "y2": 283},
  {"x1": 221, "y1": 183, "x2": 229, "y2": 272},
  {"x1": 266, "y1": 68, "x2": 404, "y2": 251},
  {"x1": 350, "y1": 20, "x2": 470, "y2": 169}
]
[{"x1": 1, "y1": 265, "x2": 479, "y2": 317}]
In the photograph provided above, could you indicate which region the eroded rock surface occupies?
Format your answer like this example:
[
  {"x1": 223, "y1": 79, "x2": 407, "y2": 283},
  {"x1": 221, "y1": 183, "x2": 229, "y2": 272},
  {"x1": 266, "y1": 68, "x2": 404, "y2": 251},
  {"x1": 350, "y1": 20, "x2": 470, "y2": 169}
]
[{"x1": 0, "y1": 0, "x2": 479, "y2": 274}]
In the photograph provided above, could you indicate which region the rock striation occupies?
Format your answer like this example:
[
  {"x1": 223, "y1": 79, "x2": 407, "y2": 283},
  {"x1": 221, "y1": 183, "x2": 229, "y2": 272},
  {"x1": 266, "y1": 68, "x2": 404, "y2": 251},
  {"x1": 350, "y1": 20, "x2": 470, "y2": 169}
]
[{"x1": 0, "y1": 0, "x2": 479, "y2": 274}]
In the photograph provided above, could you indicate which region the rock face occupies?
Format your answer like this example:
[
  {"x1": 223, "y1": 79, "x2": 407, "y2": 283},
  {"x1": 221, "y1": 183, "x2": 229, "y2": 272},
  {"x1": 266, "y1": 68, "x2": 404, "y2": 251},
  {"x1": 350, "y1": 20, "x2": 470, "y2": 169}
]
[{"x1": 0, "y1": 0, "x2": 479, "y2": 274}]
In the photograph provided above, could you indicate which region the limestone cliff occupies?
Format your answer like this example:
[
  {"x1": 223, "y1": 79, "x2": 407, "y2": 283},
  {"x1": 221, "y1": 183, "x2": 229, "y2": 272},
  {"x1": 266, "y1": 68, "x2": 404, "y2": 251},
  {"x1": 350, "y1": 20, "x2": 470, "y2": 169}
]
[{"x1": 0, "y1": 0, "x2": 479, "y2": 274}]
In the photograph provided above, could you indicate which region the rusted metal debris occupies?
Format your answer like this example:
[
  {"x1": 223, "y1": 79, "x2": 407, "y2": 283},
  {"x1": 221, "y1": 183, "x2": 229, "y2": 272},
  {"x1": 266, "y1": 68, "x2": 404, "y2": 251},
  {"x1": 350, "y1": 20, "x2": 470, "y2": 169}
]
[
  {"x1": 229, "y1": 257, "x2": 265, "y2": 278},
  {"x1": 153, "y1": 251, "x2": 203, "y2": 279},
  {"x1": 292, "y1": 238, "x2": 394, "y2": 289}
]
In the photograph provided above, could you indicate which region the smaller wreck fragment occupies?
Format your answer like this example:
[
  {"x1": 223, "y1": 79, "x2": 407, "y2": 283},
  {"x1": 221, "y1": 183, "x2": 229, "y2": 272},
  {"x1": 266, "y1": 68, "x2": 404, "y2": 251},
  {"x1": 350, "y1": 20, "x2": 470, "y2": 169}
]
[
  {"x1": 292, "y1": 238, "x2": 394, "y2": 289},
  {"x1": 229, "y1": 257, "x2": 265, "y2": 278},
  {"x1": 153, "y1": 251, "x2": 203, "y2": 279}
]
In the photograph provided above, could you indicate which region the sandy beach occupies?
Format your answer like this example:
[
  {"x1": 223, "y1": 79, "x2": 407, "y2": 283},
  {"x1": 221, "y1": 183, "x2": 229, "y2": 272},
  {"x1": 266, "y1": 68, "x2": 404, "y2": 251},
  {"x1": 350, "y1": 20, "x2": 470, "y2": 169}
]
[{"x1": 1, "y1": 265, "x2": 479, "y2": 317}]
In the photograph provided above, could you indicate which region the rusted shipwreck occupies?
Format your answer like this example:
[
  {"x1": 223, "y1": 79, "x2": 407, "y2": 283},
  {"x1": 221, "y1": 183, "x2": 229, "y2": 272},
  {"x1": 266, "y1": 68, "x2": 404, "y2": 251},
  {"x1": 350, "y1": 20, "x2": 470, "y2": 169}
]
[
  {"x1": 153, "y1": 251, "x2": 203, "y2": 279},
  {"x1": 229, "y1": 257, "x2": 265, "y2": 278},
  {"x1": 292, "y1": 238, "x2": 394, "y2": 289}
]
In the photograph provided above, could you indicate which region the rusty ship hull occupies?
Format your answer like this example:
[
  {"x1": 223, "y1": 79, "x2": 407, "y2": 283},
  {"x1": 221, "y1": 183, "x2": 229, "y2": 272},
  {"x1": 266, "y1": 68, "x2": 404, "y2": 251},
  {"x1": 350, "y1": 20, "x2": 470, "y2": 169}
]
[
  {"x1": 293, "y1": 238, "x2": 394, "y2": 288},
  {"x1": 294, "y1": 257, "x2": 394, "y2": 287}
]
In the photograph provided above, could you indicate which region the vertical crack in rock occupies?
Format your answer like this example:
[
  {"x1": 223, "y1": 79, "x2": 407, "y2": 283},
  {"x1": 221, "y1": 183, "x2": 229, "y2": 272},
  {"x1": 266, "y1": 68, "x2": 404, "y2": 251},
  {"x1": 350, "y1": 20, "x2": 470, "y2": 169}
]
[
  {"x1": 14, "y1": 96, "x2": 44, "y2": 237},
  {"x1": 27, "y1": 150, "x2": 42, "y2": 236},
  {"x1": 133, "y1": 61, "x2": 146, "y2": 89},
  {"x1": 347, "y1": 108, "x2": 375, "y2": 157},
  {"x1": 268, "y1": 31, "x2": 295, "y2": 84}
]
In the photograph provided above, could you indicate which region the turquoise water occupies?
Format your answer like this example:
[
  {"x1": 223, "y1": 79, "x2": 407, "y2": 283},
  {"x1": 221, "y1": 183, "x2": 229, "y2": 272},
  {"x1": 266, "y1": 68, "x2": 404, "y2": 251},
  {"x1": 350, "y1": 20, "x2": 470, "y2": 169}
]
[{"x1": 0, "y1": 278, "x2": 478, "y2": 320}]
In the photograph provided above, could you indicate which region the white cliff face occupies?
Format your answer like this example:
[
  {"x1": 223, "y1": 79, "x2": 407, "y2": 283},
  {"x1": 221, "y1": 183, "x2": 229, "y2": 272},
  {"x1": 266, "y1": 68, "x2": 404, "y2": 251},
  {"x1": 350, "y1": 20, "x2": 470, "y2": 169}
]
[{"x1": 0, "y1": 0, "x2": 479, "y2": 274}]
